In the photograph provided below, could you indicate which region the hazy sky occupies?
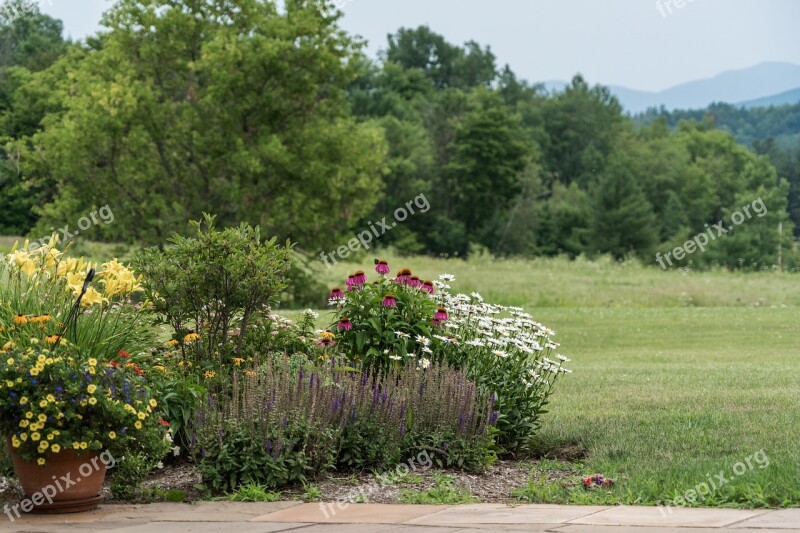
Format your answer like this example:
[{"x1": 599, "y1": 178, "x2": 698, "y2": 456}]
[{"x1": 39, "y1": 0, "x2": 800, "y2": 92}]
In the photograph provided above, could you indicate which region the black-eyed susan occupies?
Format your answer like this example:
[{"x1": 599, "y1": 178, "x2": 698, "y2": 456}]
[
  {"x1": 45, "y1": 334, "x2": 62, "y2": 345},
  {"x1": 29, "y1": 314, "x2": 52, "y2": 324},
  {"x1": 184, "y1": 332, "x2": 200, "y2": 343},
  {"x1": 13, "y1": 314, "x2": 28, "y2": 325}
]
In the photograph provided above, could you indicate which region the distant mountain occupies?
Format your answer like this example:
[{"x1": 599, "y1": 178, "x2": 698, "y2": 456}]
[
  {"x1": 541, "y1": 62, "x2": 800, "y2": 113},
  {"x1": 737, "y1": 87, "x2": 800, "y2": 109}
]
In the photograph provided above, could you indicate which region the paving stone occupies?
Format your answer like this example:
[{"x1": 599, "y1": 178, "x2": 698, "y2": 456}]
[
  {"x1": 406, "y1": 504, "x2": 610, "y2": 526},
  {"x1": 553, "y1": 525, "x2": 772, "y2": 533},
  {"x1": 252, "y1": 503, "x2": 450, "y2": 524},
  {"x1": 96, "y1": 521, "x2": 312, "y2": 533},
  {"x1": 729, "y1": 509, "x2": 800, "y2": 529},
  {"x1": 288, "y1": 525, "x2": 469, "y2": 533},
  {"x1": 567, "y1": 505, "x2": 770, "y2": 528}
]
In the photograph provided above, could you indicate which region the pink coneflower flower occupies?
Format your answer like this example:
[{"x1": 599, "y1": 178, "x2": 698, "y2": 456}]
[
  {"x1": 375, "y1": 259, "x2": 390, "y2": 275},
  {"x1": 435, "y1": 307, "x2": 448, "y2": 321},
  {"x1": 421, "y1": 280, "x2": 434, "y2": 294},
  {"x1": 382, "y1": 293, "x2": 397, "y2": 307},
  {"x1": 431, "y1": 319, "x2": 442, "y2": 328},
  {"x1": 409, "y1": 275, "x2": 421, "y2": 288},
  {"x1": 354, "y1": 270, "x2": 367, "y2": 287},
  {"x1": 394, "y1": 268, "x2": 412, "y2": 285},
  {"x1": 329, "y1": 287, "x2": 344, "y2": 300},
  {"x1": 338, "y1": 317, "x2": 353, "y2": 331}
]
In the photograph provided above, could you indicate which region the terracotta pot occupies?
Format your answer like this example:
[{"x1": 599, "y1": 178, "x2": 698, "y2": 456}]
[{"x1": 6, "y1": 437, "x2": 106, "y2": 514}]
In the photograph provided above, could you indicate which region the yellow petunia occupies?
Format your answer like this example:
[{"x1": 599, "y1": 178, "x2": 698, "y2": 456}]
[
  {"x1": 37, "y1": 458, "x2": 46, "y2": 466},
  {"x1": 51, "y1": 444, "x2": 61, "y2": 453},
  {"x1": 88, "y1": 397, "x2": 97, "y2": 405},
  {"x1": 108, "y1": 431, "x2": 116, "y2": 440},
  {"x1": 87, "y1": 384, "x2": 97, "y2": 394},
  {"x1": 30, "y1": 432, "x2": 41, "y2": 442},
  {"x1": 134, "y1": 421, "x2": 142, "y2": 430}
]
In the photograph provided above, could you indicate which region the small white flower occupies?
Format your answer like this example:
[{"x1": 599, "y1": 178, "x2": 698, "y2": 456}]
[
  {"x1": 303, "y1": 309, "x2": 319, "y2": 319},
  {"x1": 389, "y1": 355, "x2": 402, "y2": 361},
  {"x1": 439, "y1": 273, "x2": 455, "y2": 282},
  {"x1": 415, "y1": 335, "x2": 430, "y2": 346},
  {"x1": 395, "y1": 331, "x2": 410, "y2": 338},
  {"x1": 556, "y1": 354, "x2": 571, "y2": 362},
  {"x1": 492, "y1": 350, "x2": 508, "y2": 358},
  {"x1": 470, "y1": 292, "x2": 484, "y2": 302},
  {"x1": 157, "y1": 461, "x2": 164, "y2": 469},
  {"x1": 172, "y1": 446, "x2": 181, "y2": 456},
  {"x1": 421, "y1": 345, "x2": 433, "y2": 354},
  {"x1": 418, "y1": 357, "x2": 431, "y2": 369}
]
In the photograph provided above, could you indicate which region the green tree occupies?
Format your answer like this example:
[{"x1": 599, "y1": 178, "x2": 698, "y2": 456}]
[
  {"x1": 588, "y1": 169, "x2": 658, "y2": 259},
  {"x1": 13, "y1": 0, "x2": 386, "y2": 247}
]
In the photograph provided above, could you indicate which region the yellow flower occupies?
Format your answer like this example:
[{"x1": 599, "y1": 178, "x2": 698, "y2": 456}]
[
  {"x1": 51, "y1": 444, "x2": 61, "y2": 453},
  {"x1": 244, "y1": 370, "x2": 256, "y2": 377},
  {"x1": 137, "y1": 411, "x2": 146, "y2": 420},
  {"x1": 149, "y1": 399, "x2": 158, "y2": 408},
  {"x1": 45, "y1": 335, "x2": 63, "y2": 345},
  {"x1": 134, "y1": 421, "x2": 142, "y2": 430},
  {"x1": 25, "y1": 411, "x2": 33, "y2": 419},
  {"x1": 38, "y1": 414, "x2": 47, "y2": 422},
  {"x1": 6, "y1": 358, "x2": 14, "y2": 365},
  {"x1": 203, "y1": 370, "x2": 216, "y2": 379},
  {"x1": 80, "y1": 287, "x2": 105, "y2": 307},
  {"x1": 87, "y1": 384, "x2": 97, "y2": 394},
  {"x1": 88, "y1": 397, "x2": 97, "y2": 405},
  {"x1": 153, "y1": 365, "x2": 167, "y2": 372},
  {"x1": 184, "y1": 332, "x2": 200, "y2": 343},
  {"x1": 88, "y1": 358, "x2": 98, "y2": 367},
  {"x1": 46, "y1": 394, "x2": 55, "y2": 403},
  {"x1": 79, "y1": 442, "x2": 87, "y2": 450},
  {"x1": 19, "y1": 433, "x2": 27, "y2": 441},
  {"x1": 30, "y1": 432, "x2": 41, "y2": 442},
  {"x1": 72, "y1": 442, "x2": 80, "y2": 449},
  {"x1": 232, "y1": 357, "x2": 244, "y2": 366},
  {"x1": 2, "y1": 342, "x2": 15, "y2": 351},
  {"x1": 30, "y1": 315, "x2": 52, "y2": 324},
  {"x1": 13, "y1": 314, "x2": 28, "y2": 325},
  {"x1": 29, "y1": 368, "x2": 40, "y2": 377},
  {"x1": 39, "y1": 400, "x2": 48, "y2": 408},
  {"x1": 11, "y1": 437, "x2": 20, "y2": 448},
  {"x1": 37, "y1": 458, "x2": 46, "y2": 466},
  {"x1": 39, "y1": 440, "x2": 49, "y2": 449},
  {"x1": 47, "y1": 433, "x2": 54, "y2": 440},
  {"x1": 19, "y1": 420, "x2": 28, "y2": 428},
  {"x1": 165, "y1": 339, "x2": 179, "y2": 347},
  {"x1": 19, "y1": 396, "x2": 28, "y2": 405},
  {"x1": 108, "y1": 431, "x2": 116, "y2": 440}
]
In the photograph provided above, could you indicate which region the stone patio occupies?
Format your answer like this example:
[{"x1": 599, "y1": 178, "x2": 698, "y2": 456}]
[{"x1": 1, "y1": 502, "x2": 799, "y2": 532}]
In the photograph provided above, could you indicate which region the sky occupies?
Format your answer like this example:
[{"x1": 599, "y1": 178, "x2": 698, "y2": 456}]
[{"x1": 37, "y1": 0, "x2": 800, "y2": 92}]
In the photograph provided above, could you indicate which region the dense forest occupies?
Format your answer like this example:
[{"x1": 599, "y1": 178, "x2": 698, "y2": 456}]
[{"x1": 0, "y1": 0, "x2": 797, "y2": 269}]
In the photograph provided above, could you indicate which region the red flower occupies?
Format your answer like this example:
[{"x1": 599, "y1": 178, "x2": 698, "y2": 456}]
[
  {"x1": 159, "y1": 419, "x2": 170, "y2": 427},
  {"x1": 107, "y1": 361, "x2": 119, "y2": 368},
  {"x1": 118, "y1": 350, "x2": 130, "y2": 358}
]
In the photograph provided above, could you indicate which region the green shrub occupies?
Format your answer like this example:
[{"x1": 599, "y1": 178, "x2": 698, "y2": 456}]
[
  {"x1": 133, "y1": 214, "x2": 293, "y2": 369},
  {"x1": 328, "y1": 261, "x2": 572, "y2": 454}
]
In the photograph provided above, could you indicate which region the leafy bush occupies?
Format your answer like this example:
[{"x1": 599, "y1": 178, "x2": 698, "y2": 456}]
[
  {"x1": 133, "y1": 214, "x2": 294, "y2": 368},
  {"x1": 190, "y1": 354, "x2": 495, "y2": 491},
  {"x1": 328, "y1": 261, "x2": 572, "y2": 453}
]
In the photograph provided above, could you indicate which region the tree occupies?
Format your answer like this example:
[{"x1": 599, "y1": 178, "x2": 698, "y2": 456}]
[
  {"x1": 588, "y1": 169, "x2": 658, "y2": 259},
  {"x1": 14, "y1": 0, "x2": 387, "y2": 248},
  {"x1": 444, "y1": 89, "x2": 531, "y2": 250}
]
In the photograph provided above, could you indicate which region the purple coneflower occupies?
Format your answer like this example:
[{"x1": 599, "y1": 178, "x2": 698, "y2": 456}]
[
  {"x1": 394, "y1": 268, "x2": 412, "y2": 285},
  {"x1": 435, "y1": 307, "x2": 448, "y2": 321},
  {"x1": 409, "y1": 275, "x2": 421, "y2": 287},
  {"x1": 354, "y1": 270, "x2": 367, "y2": 287},
  {"x1": 421, "y1": 280, "x2": 435, "y2": 294},
  {"x1": 375, "y1": 259, "x2": 390, "y2": 275},
  {"x1": 329, "y1": 287, "x2": 344, "y2": 300},
  {"x1": 345, "y1": 275, "x2": 356, "y2": 291},
  {"x1": 382, "y1": 293, "x2": 397, "y2": 307},
  {"x1": 338, "y1": 317, "x2": 353, "y2": 331}
]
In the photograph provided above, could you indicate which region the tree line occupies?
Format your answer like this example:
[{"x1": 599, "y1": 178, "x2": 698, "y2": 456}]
[{"x1": 0, "y1": 0, "x2": 796, "y2": 269}]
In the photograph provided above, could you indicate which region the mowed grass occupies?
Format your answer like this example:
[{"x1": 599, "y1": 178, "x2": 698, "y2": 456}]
[{"x1": 315, "y1": 254, "x2": 800, "y2": 507}]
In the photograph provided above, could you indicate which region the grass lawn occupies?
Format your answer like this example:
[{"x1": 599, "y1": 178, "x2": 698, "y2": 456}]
[{"x1": 311, "y1": 254, "x2": 800, "y2": 507}]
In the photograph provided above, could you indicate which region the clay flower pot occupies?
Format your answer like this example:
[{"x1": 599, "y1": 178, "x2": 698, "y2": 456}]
[{"x1": 6, "y1": 438, "x2": 107, "y2": 514}]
